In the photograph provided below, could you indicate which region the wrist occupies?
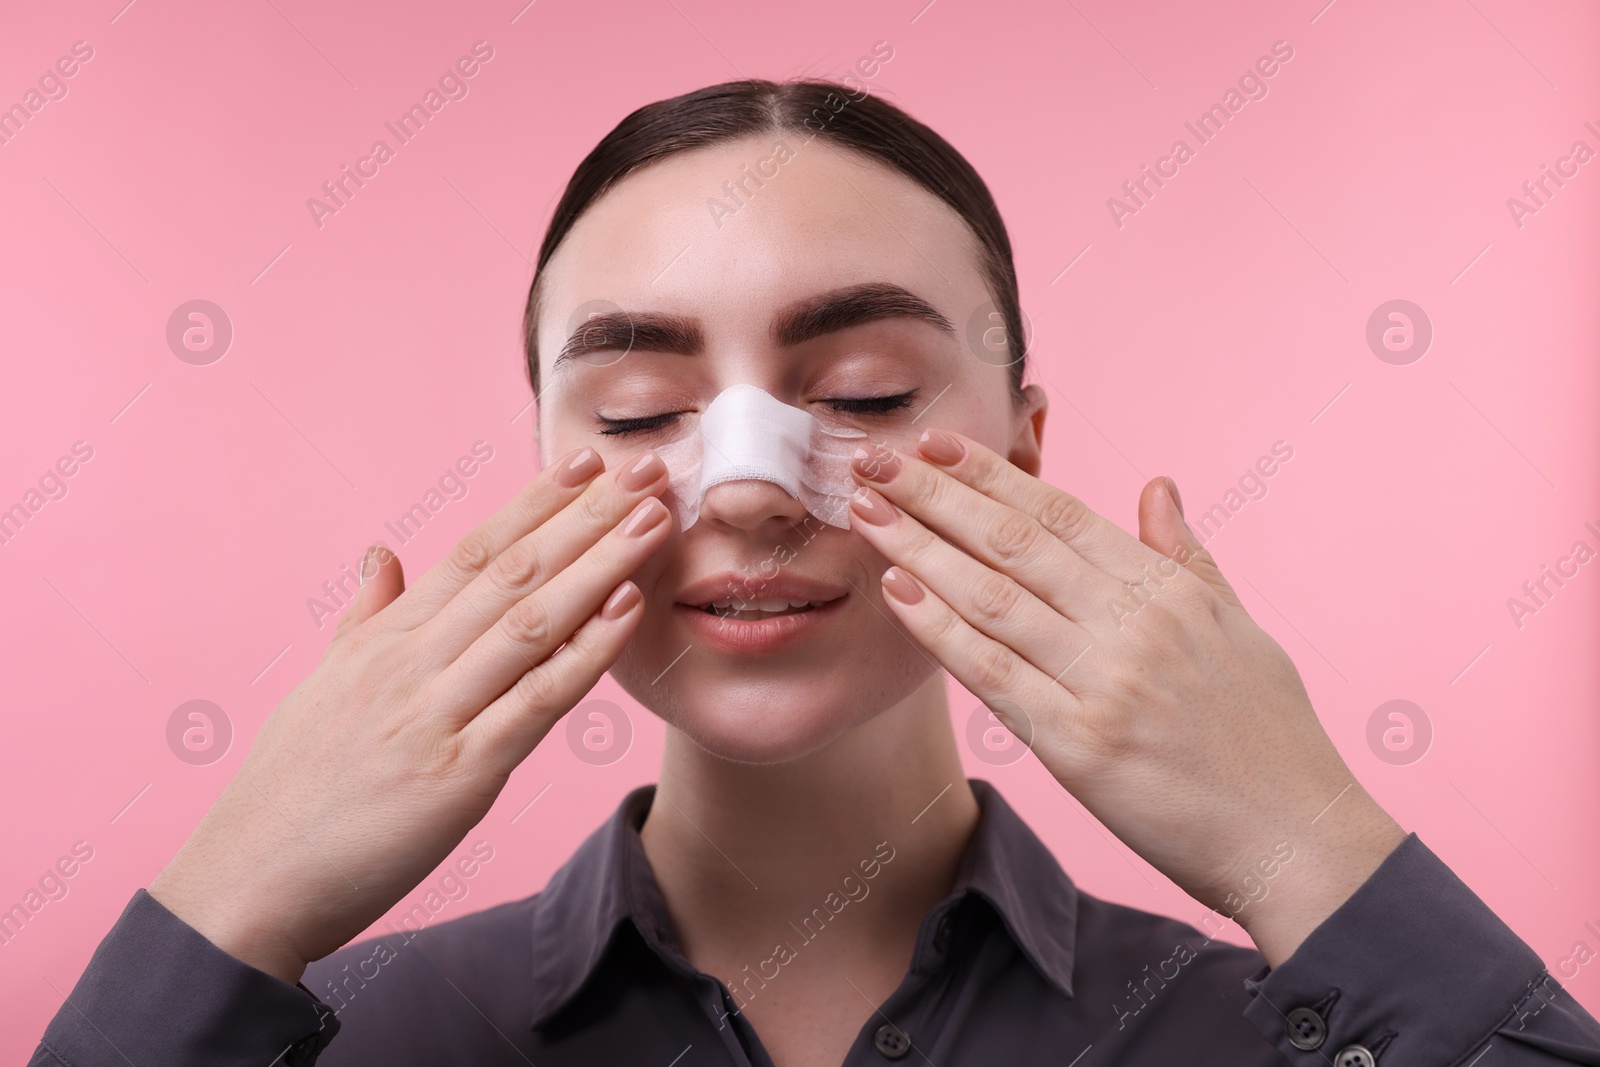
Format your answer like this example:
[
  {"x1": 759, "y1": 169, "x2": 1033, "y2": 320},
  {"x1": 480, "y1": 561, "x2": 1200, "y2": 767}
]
[
  {"x1": 1236, "y1": 789, "x2": 1407, "y2": 967},
  {"x1": 149, "y1": 868, "x2": 310, "y2": 985}
]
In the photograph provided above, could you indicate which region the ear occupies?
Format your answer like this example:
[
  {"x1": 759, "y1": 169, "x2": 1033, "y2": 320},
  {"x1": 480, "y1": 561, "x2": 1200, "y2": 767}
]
[{"x1": 1007, "y1": 383, "x2": 1048, "y2": 477}]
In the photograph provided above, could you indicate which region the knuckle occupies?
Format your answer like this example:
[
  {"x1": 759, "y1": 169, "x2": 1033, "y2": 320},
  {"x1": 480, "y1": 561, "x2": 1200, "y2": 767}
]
[
  {"x1": 1131, "y1": 604, "x2": 1195, "y2": 668},
  {"x1": 1163, "y1": 566, "x2": 1210, "y2": 612},
  {"x1": 1151, "y1": 556, "x2": 1204, "y2": 606},
  {"x1": 970, "y1": 572, "x2": 1024, "y2": 627},
  {"x1": 1078, "y1": 706, "x2": 1137, "y2": 764},
  {"x1": 502, "y1": 596, "x2": 555, "y2": 650},
  {"x1": 923, "y1": 599, "x2": 964, "y2": 646},
  {"x1": 970, "y1": 640, "x2": 1017, "y2": 692},
  {"x1": 410, "y1": 730, "x2": 470, "y2": 789},
  {"x1": 1125, "y1": 593, "x2": 1181, "y2": 640},
  {"x1": 448, "y1": 529, "x2": 496, "y2": 579},
  {"x1": 965, "y1": 454, "x2": 1003, "y2": 497},
  {"x1": 577, "y1": 484, "x2": 614, "y2": 528},
  {"x1": 913, "y1": 466, "x2": 955, "y2": 516},
  {"x1": 989, "y1": 509, "x2": 1042, "y2": 565},
  {"x1": 898, "y1": 523, "x2": 941, "y2": 571},
  {"x1": 509, "y1": 664, "x2": 558, "y2": 712},
  {"x1": 1037, "y1": 491, "x2": 1090, "y2": 544},
  {"x1": 492, "y1": 538, "x2": 546, "y2": 593},
  {"x1": 1118, "y1": 558, "x2": 1203, "y2": 626},
  {"x1": 329, "y1": 623, "x2": 397, "y2": 682}
]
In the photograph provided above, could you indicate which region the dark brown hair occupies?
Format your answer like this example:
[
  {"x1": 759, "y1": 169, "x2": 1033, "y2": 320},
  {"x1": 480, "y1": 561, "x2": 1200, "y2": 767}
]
[{"x1": 521, "y1": 77, "x2": 1026, "y2": 404}]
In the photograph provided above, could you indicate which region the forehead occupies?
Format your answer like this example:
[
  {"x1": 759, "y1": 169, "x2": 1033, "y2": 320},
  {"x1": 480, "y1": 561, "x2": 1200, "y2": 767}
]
[{"x1": 536, "y1": 134, "x2": 990, "y2": 363}]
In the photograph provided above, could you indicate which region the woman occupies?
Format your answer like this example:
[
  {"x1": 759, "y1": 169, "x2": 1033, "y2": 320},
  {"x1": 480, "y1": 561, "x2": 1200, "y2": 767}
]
[{"x1": 30, "y1": 78, "x2": 1600, "y2": 1067}]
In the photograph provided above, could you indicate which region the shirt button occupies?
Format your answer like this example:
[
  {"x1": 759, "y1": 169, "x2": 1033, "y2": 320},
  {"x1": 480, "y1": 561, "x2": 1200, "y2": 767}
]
[
  {"x1": 284, "y1": 1035, "x2": 320, "y2": 1066},
  {"x1": 1334, "y1": 1046, "x2": 1377, "y2": 1067},
  {"x1": 932, "y1": 914, "x2": 952, "y2": 953},
  {"x1": 1285, "y1": 1006, "x2": 1327, "y2": 1050},
  {"x1": 873, "y1": 1022, "x2": 912, "y2": 1059}
]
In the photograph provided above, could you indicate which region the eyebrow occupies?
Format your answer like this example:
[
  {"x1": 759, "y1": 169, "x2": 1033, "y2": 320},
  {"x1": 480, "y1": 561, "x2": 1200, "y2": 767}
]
[{"x1": 552, "y1": 282, "x2": 956, "y2": 370}]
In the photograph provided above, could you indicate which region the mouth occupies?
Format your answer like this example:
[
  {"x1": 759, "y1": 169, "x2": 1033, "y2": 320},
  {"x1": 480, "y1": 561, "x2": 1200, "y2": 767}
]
[
  {"x1": 676, "y1": 572, "x2": 849, "y2": 610},
  {"x1": 673, "y1": 572, "x2": 850, "y2": 652},
  {"x1": 694, "y1": 597, "x2": 832, "y2": 620}
]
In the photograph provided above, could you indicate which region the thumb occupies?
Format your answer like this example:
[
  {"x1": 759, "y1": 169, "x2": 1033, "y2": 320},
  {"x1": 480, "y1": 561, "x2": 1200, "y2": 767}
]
[
  {"x1": 1138, "y1": 477, "x2": 1243, "y2": 612},
  {"x1": 333, "y1": 544, "x2": 406, "y2": 642}
]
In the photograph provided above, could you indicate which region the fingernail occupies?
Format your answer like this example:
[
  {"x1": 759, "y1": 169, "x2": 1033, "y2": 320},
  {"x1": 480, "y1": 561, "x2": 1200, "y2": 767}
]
[
  {"x1": 553, "y1": 446, "x2": 603, "y2": 488},
  {"x1": 622, "y1": 497, "x2": 668, "y2": 537},
  {"x1": 1162, "y1": 476, "x2": 1184, "y2": 518},
  {"x1": 619, "y1": 449, "x2": 666, "y2": 491},
  {"x1": 851, "y1": 442, "x2": 901, "y2": 483},
  {"x1": 358, "y1": 545, "x2": 379, "y2": 586},
  {"x1": 601, "y1": 582, "x2": 641, "y2": 620},
  {"x1": 917, "y1": 429, "x2": 965, "y2": 466},
  {"x1": 849, "y1": 485, "x2": 898, "y2": 526},
  {"x1": 882, "y1": 566, "x2": 924, "y2": 605}
]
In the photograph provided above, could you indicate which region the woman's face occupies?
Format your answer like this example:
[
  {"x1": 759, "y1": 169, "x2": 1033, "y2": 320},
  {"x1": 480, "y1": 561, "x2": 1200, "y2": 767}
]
[{"x1": 536, "y1": 132, "x2": 1043, "y2": 763}]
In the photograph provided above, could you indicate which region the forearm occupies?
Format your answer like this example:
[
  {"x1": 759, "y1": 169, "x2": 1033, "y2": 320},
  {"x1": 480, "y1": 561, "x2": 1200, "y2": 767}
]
[
  {"x1": 29, "y1": 889, "x2": 339, "y2": 1067},
  {"x1": 1238, "y1": 831, "x2": 1600, "y2": 1065}
]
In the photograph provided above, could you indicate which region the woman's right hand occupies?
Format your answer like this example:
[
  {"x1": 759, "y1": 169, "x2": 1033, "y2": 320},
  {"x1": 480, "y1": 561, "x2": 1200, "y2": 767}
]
[{"x1": 146, "y1": 445, "x2": 671, "y2": 985}]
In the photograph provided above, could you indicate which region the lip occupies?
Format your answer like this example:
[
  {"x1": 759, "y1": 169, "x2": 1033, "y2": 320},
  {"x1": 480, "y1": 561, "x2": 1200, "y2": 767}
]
[
  {"x1": 674, "y1": 571, "x2": 850, "y2": 656},
  {"x1": 674, "y1": 596, "x2": 846, "y2": 655},
  {"x1": 675, "y1": 572, "x2": 850, "y2": 609}
]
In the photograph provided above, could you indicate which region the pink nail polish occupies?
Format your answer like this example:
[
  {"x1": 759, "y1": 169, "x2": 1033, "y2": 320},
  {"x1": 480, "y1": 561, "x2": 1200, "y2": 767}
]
[
  {"x1": 849, "y1": 485, "x2": 897, "y2": 526},
  {"x1": 554, "y1": 447, "x2": 603, "y2": 488},
  {"x1": 883, "y1": 567, "x2": 925, "y2": 605},
  {"x1": 620, "y1": 450, "x2": 665, "y2": 491},
  {"x1": 622, "y1": 497, "x2": 668, "y2": 537},
  {"x1": 601, "y1": 582, "x2": 641, "y2": 620}
]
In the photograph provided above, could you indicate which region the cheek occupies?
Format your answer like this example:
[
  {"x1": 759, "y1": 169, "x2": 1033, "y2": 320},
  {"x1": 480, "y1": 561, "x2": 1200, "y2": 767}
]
[
  {"x1": 933, "y1": 397, "x2": 1015, "y2": 457},
  {"x1": 855, "y1": 385, "x2": 1012, "y2": 463}
]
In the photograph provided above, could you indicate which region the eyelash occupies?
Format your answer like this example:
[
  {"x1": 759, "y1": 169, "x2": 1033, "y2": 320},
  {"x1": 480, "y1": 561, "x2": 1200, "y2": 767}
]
[{"x1": 595, "y1": 391, "x2": 918, "y2": 436}]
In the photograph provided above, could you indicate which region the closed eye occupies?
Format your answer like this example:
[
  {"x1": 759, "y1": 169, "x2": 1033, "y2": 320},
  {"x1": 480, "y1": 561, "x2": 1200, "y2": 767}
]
[
  {"x1": 827, "y1": 391, "x2": 917, "y2": 416},
  {"x1": 595, "y1": 391, "x2": 917, "y2": 436}
]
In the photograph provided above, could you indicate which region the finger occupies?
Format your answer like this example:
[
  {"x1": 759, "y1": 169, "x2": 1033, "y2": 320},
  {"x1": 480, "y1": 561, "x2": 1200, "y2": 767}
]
[
  {"x1": 429, "y1": 494, "x2": 671, "y2": 719},
  {"x1": 380, "y1": 446, "x2": 609, "y2": 630},
  {"x1": 871, "y1": 563, "x2": 1097, "y2": 766},
  {"x1": 849, "y1": 436, "x2": 1132, "y2": 611},
  {"x1": 417, "y1": 451, "x2": 669, "y2": 666},
  {"x1": 1139, "y1": 476, "x2": 1243, "y2": 612},
  {"x1": 461, "y1": 580, "x2": 645, "y2": 780},
  {"x1": 847, "y1": 484, "x2": 1096, "y2": 681},
  {"x1": 332, "y1": 544, "x2": 406, "y2": 643},
  {"x1": 868, "y1": 428, "x2": 1170, "y2": 585}
]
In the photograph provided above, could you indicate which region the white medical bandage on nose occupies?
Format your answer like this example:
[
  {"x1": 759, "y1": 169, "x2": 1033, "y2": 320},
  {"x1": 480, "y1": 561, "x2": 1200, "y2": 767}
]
[{"x1": 652, "y1": 384, "x2": 870, "y2": 531}]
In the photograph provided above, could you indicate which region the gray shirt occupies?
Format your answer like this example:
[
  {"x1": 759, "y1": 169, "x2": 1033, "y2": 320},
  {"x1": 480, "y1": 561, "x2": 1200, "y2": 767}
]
[{"x1": 28, "y1": 779, "x2": 1600, "y2": 1065}]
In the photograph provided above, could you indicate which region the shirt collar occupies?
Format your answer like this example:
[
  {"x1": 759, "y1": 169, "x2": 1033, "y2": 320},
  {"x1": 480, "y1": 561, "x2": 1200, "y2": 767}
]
[
  {"x1": 946, "y1": 779, "x2": 1078, "y2": 998},
  {"x1": 527, "y1": 778, "x2": 1079, "y2": 1029}
]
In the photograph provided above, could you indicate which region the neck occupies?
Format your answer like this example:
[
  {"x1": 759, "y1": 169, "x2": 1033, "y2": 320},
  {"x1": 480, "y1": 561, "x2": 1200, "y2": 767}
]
[{"x1": 638, "y1": 671, "x2": 980, "y2": 997}]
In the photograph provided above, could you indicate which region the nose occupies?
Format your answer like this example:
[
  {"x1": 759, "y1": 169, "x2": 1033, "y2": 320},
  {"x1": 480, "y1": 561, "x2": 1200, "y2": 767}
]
[{"x1": 694, "y1": 476, "x2": 811, "y2": 534}]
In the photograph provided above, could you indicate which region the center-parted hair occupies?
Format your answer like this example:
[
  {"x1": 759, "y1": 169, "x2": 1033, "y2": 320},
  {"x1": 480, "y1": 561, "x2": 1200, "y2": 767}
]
[{"x1": 522, "y1": 77, "x2": 1026, "y2": 404}]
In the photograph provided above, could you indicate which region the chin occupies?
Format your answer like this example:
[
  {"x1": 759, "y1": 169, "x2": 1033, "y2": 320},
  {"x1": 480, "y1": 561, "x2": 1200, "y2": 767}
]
[
  {"x1": 608, "y1": 622, "x2": 935, "y2": 764},
  {"x1": 686, "y1": 700, "x2": 866, "y2": 764}
]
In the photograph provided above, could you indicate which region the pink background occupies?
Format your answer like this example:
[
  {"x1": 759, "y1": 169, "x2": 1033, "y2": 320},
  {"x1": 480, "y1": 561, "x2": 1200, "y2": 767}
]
[{"x1": 3, "y1": 0, "x2": 1597, "y2": 1049}]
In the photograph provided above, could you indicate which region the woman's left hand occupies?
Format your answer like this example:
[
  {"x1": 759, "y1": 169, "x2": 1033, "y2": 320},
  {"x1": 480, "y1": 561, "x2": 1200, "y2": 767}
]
[{"x1": 846, "y1": 428, "x2": 1407, "y2": 967}]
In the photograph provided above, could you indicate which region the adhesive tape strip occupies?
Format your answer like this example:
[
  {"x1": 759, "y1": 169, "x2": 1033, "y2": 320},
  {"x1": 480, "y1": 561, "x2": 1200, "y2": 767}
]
[{"x1": 654, "y1": 384, "x2": 869, "y2": 531}]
